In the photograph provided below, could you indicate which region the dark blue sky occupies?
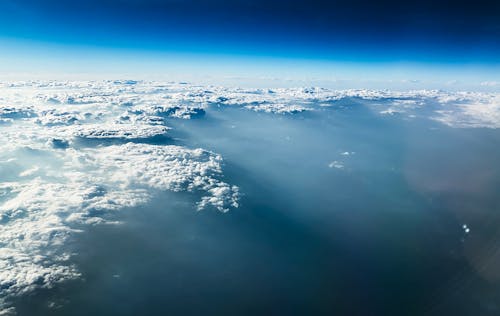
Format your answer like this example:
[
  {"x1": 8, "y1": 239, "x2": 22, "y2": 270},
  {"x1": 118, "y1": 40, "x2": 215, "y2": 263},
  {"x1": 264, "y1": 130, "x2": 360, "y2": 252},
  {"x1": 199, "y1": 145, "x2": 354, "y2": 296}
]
[{"x1": 1, "y1": 0, "x2": 499, "y2": 62}]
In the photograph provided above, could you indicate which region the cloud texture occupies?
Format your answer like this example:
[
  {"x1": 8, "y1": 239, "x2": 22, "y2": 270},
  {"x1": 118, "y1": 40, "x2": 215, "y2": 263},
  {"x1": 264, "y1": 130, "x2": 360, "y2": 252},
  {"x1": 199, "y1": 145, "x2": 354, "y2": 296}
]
[{"x1": 0, "y1": 80, "x2": 499, "y2": 312}]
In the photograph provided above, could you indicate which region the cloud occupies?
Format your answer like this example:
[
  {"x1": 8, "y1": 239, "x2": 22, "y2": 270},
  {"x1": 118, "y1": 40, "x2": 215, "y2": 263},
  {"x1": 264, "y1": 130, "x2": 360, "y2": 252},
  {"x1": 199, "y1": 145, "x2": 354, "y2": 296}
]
[
  {"x1": 480, "y1": 81, "x2": 500, "y2": 87},
  {"x1": 1, "y1": 79, "x2": 500, "y2": 313},
  {"x1": 328, "y1": 161, "x2": 344, "y2": 169},
  {"x1": 431, "y1": 92, "x2": 500, "y2": 128},
  {"x1": 0, "y1": 80, "x2": 241, "y2": 313},
  {"x1": 68, "y1": 123, "x2": 170, "y2": 140},
  {"x1": 0, "y1": 142, "x2": 239, "y2": 311},
  {"x1": 244, "y1": 103, "x2": 309, "y2": 114},
  {"x1": 34, "y1": 110, "x2": 83, "y2": 126},
  {"x1": 0, "y1": 107, "x2": 36, "y2": 120},
  {"x1": 89, "y1": 143, "x2": 240, "y2": 212}
]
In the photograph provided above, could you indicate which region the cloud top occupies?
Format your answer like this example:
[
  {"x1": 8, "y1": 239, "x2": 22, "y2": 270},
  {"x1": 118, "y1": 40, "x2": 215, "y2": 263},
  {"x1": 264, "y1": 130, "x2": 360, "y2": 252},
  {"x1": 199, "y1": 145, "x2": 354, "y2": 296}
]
[{"x1": 1, "y1": 79, "x2": 499, "y2": 312}]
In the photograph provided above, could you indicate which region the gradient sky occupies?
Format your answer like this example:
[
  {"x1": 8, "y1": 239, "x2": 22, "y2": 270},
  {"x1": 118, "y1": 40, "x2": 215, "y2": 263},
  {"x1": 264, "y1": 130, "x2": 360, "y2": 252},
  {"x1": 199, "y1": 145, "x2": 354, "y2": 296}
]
[{"x1": 0, "y1": 0, "x2": 499, "y2": 86}]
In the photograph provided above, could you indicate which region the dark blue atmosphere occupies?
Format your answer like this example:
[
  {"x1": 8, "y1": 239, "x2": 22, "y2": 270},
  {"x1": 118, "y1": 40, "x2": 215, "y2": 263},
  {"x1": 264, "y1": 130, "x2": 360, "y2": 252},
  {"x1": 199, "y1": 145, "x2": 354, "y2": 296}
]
[{"x1": 0, "y1": 0, "x2": 499, "y2": 62}]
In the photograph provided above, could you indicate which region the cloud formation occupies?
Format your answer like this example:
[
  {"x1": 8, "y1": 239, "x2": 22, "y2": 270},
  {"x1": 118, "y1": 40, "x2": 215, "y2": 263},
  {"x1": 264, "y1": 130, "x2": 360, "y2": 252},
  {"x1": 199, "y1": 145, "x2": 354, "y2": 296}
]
[
  {"x1": 0, "y1": 80, "x2": 499, "y2": 312},
  {"x1": 0, "y1": 81, "x2": 241, "y2": 312}
]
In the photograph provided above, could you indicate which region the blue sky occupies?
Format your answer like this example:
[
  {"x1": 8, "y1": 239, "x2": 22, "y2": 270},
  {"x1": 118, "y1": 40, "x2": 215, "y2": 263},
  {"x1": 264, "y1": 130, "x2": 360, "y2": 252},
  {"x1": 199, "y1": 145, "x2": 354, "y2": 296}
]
[{"x1": 0, "y1": 0, "x2": 499, "y2": 87}]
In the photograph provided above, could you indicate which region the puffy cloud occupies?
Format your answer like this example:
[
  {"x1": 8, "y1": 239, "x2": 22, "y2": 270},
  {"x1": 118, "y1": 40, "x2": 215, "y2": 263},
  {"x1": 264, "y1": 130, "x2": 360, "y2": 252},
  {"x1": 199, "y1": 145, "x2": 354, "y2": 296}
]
[
  {"x1": 68, "y1": 123, "x2": 170, "y2": 140},
  {"x1": 0, "y1": 81, "x2": 241, "y2": 313},
  {"x1": 87, "y1": 143, "x2": 240, "y2": 212},
  {"x1": 34, "y1": 110, "x2": 84, "y2": 126},
  {"x1": 244, "y1": 103, "x2": 309, "y2": 114},
  {"x1": 0, "y1": 106, "x2": 36, "y2": 120},
  {"x1": 0, "y1": 142, "x2": 239, "y2": 311}
]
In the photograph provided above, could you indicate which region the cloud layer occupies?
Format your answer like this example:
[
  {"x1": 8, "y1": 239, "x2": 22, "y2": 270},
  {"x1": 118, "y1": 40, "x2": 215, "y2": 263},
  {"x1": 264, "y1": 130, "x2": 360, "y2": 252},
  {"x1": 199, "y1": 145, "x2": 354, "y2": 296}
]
[
  {"x1": 0, "y1": 81, "x2": 241, "y2": 312},
  {"x1": 0, "y1": 80, "x2": 499, "y2": 313}
]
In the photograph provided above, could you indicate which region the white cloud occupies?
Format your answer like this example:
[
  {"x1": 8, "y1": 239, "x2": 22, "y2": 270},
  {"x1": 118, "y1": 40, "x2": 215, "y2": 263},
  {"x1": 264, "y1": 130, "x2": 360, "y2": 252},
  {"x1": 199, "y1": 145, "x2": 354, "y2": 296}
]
[
  {"x1": 244, "y1": 103, "x2": 309, "y2": 114},
  {"x1": 0, "y1": 142, "x2": 239, "y2": 311},
  {"x1": 480, "y1": 81, "x2": 500, "y2": 87},
  {"x1": 328, "y1": 161, "x2": 344, "y2": 169},
  {"x1": 1, "y1": 79, "x2": 500, "y2": 313},
  {"x1": 0, "y1": 81, "x2": 241, "y2": 313},
  {"x1": 432, "y1": 93, "x2": 500, "y2": 128},
  {"x1": 68, "y1": 123, "x2": 170, "y2": 140}
]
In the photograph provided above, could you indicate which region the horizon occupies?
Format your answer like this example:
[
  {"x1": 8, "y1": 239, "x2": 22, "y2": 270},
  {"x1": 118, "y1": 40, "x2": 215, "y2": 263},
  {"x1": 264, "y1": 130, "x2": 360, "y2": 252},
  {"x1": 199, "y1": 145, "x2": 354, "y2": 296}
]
[{"x1": 0, "y1": 0, "x2": 499, "y2": 89}]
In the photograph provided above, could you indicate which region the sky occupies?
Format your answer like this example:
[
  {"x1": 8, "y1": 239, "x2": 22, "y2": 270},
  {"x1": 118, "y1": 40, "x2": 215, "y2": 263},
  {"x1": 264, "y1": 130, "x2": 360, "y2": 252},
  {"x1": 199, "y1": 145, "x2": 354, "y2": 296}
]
[{"x1": 0, "y1": 0, "x2": 499, "y2": 86}]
